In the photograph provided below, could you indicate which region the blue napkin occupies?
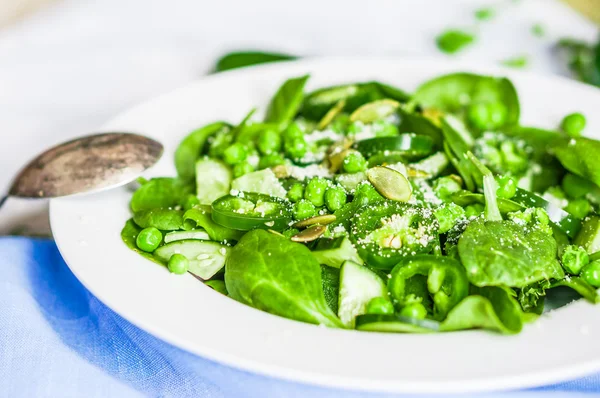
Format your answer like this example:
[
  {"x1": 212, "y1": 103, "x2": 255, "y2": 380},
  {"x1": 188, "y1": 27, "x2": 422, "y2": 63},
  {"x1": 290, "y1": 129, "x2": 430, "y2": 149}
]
[{"x1": 1, "y1": 237, "x2": 598, "y2": 397}]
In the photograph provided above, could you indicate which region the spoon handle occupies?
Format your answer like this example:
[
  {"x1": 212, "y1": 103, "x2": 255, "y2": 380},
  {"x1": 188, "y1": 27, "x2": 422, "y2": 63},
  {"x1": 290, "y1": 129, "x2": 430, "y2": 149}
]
[{"x1": 0, "y1": 195, "x2": 7, "y2": 209}]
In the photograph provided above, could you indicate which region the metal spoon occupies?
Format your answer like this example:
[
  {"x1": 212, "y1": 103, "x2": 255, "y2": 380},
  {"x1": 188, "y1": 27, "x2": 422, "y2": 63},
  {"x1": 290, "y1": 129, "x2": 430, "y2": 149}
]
[{"x1": 1, "y1": 132, "x2": 163, "y2": 208}]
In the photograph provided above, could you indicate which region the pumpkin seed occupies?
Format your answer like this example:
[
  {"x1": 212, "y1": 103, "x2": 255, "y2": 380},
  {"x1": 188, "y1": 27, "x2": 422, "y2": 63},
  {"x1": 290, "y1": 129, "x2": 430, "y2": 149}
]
[
  {"x1": 349, "y1": 99, "x2": 400, "y2": 124},
  {"x1": 421, "y1": 108, "x2": 444, "y2": 127},
  {"x1": 271, "y1": 164, "x2": 290, "y2": 178},
  {"x1": 291, "y1": 225, "x2": 327, "y2": 242},
  {"x1": 326, "y1": 137, "x2": 354, "y2": 172},
  {"x1": 317, "y1": 99, "x2": 346, "y2": 130},
  {"x1": 406, "y1": 167, "x2": 432, "y2": 178},
  {"x1": 293, "y1": 214, "x2": 336, "y2": 229},
  {"x1": 267, "y1": 229, "x2": 285, "y2": 237},
  {"x1": 366, "y1": 166, "x2": 412, "y2": 202}
]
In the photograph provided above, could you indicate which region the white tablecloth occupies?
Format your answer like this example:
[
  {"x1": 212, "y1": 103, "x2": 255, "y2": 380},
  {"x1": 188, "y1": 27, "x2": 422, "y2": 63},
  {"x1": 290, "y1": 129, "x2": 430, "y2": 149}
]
[{"x1": 0, "y1": 0, "x2": 597, "y2": 234}]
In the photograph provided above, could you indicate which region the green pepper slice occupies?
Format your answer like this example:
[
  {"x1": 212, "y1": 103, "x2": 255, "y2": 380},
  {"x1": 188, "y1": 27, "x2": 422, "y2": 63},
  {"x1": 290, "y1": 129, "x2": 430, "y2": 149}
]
[
  {"x1": 211, "y1": 192, "x2": 292, "y2": 231},
  {"x1": 349, "y1": 201, "x2": 438, "y2": 270},
  {"x1": 355, "y1": 134, "x2": 435, "y2": 160},
  {"x1": 388, "y1": 255, "x2": 469, "y2": 321},
  {"x1": 511, "y1": 188, "x2": 582, "y2": 238}
]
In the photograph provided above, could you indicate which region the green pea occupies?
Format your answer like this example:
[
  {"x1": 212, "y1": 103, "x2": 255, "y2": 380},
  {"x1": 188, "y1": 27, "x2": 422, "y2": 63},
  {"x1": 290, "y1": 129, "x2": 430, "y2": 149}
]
[
  {"x1": 284, "y1": 137, "x2": 308, "y2": 159},
  {"x1": 283, "y1": 122, "x2": 304, "y2": 141},
  {"x1": 258, "y1": 153, "x2": 286, "y2": 169},
  {"x1": 372, "y1": 120, "x2": 399, "y2": 137},
  {"x1": 365, "y1": 297, "x2": 395, "y2": 315},
  {"x1": 257, "y1": 129, "x2": 281, "y2": 155},
  {"x1": 496, "y1": 175, "x2": 517, "y2": 199},
  {"x1": 562, "y1": 173, "x2": 594, "y2": 199},
  {"x1": 136, "y1": 227, "x2": 162, "y2": 252},
  {"x1": 561, "y1": 245, "x2": 590, "y2": 275},
  {"x1": 293, "y1": 199, "x2": 317, "y2": 220},
  {"x1": 342, "y1": 151, "x2": 367, "y2": 174},
  {"x1": 399, "y1": 302, "x2": 428, "y2": 320},
  {"x1": 354, "y1": 182, "x2": 384, "y2": 205},
  {"x1": 233, "y1": 161, "x2": 255, "y2": 178},
  {"x1": 565, "y1": 198, "x2": 592, "y2": 219},
  {"x1": 304, "y1": 177, "x2": 330, "y2": 207},
  {"x1": 487, "y1": 102, "x2": 507, "y2": 129},
  {"x1": 222, "y1": 142, "x2": 248, "y2": 165},
  {"x1": 324, "y1": 186, "x2": 347, "y2": 211},
  {"x1": 465, "y1": 203, "x2": 485, "y2": 218},
  {"x1": 468, "y1": 101, "x2": 506, "y2": 130},
  {"x1": 287, "y1": 183, "x2": 304, "y2": 203},
  {"x1": 330, "y1": 114, "x2": 350, "y2": 134},
  {"x1": 581, "y1": 260, "x2": 600, "y2": 287},
  {"x1": 500, "y1": 141, "x2": 527, "y2": 175},
  {"x1": 208, "y1": 130, "x2": 234, "y2": 157},
  {"x1": 168, "y1": 253, "x2": 189, "y2": 275},
  {"x1": 561, "y1": 112, "x2": 586, "y2": 137},
  {"x1": 433, "y1": 176, "x2": 462, "y2": 200},
  {"x1": 347, "y1": 121, "x2": 365, "y2": 136},
  {"x1": 435, "y1": 203, "x2": 466, "y2": 234}
]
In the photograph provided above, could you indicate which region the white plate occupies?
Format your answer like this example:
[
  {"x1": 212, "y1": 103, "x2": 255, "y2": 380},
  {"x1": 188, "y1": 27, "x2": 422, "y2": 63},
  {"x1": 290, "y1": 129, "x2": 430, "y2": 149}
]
[{"x1": 50, "y1": 58, "x2": 600, "y2": 394}]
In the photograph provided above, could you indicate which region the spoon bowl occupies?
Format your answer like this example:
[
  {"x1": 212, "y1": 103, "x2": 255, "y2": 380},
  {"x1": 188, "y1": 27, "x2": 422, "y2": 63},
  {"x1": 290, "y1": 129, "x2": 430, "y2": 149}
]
[{"x1": 6, "y1": 132, "x2": 163, "y2": 201}]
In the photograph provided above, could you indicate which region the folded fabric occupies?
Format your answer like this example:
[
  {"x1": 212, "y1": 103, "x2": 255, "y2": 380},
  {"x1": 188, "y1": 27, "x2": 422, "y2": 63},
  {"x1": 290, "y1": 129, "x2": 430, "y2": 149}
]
[{"x1": 0, "y1": 237, "x2": 598, "y2": 398}]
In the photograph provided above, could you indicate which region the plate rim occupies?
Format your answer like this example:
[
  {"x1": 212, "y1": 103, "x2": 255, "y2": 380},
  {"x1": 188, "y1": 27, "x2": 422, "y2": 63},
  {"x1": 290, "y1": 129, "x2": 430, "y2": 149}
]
[{"x1": 50, "y1": 56, "x2": 600, "y2": 394}]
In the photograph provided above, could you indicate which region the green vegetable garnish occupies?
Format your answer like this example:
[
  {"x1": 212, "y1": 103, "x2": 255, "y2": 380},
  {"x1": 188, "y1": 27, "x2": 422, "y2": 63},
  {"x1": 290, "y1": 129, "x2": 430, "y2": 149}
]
[
  {"x1": 436, "y1": 29, "x2": 475, "y2": 54},
  {"x1": 121, "y1": 71, "x2": 600, "y2": 334}
]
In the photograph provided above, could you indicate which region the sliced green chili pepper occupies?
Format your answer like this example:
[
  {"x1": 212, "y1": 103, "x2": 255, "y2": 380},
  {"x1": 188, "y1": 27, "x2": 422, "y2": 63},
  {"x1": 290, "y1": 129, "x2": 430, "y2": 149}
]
[
  {"x1": 349, "y1": 201, "x2": 437, "y2": 270},
  {"x1": 355, "y1": 134, "x2": 435, "y2": 160},
  {"x1": 211, "y1": 192, "x2": 292, "y2": 231},
  {"x1": 388, "y1": 255, "x2": 469, "y2": 321}
]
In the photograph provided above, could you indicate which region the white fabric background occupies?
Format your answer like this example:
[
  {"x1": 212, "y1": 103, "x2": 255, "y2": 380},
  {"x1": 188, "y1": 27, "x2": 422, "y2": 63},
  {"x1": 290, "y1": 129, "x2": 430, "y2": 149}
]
[{"x1": 0, "y1": 0, "x2": 597, "y2": 233}]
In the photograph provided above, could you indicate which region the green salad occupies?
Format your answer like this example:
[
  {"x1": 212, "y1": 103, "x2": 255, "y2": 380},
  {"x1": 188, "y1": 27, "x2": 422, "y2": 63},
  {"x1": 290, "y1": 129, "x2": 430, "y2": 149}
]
[{"x1": 122, "y1": 72, "x2": 600, "y2": 334}]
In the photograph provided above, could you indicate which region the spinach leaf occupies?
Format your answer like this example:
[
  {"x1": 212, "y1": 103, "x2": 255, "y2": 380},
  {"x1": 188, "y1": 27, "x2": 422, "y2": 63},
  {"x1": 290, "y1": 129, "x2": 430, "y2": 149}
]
[
  {"x1": 436, "y1": 30, "x2": 475, "y2": 55},
  {"x1": 214, "y1": 51, "x2": 297, "y2": 73},
  {"x1": 551, "y1": 277, "x2": 600, "y2": 304},
  {"x1": 517, "y1": 279, "x2": 551, "y2": 313},
  {"x1": 120, "y1": 219, "x2": 165, "y2": 265},
  {"x1": 321, "y1": 265, "x2": 340, "y2": 313},
  {"x1": 556, "y1": 38, "x2": 600, "y2": 87},
  {"x1": 205, "y1": 280, "x2": 228, "y2": 295},
  {"x1": 182, "y1": 206, "x2": 244, "y2": 242},
  {"x1": 225, "y1": 230, "x2": 344, "y2": 327},
  {"x1": 133, "y1": 208, "x2": 184, "y2": 231},
  {"x1": 175, "y1": 122, "x2": 230, "y2": 181},
  {"x1": 265, "y1": 75, "x2": 310, "y2": 125},
  {"x1": 440, "y1": 286, "x2": 523, "y2": 334},
  {"x1": 398, "y1": 108, "x2": 444, "y2": 148},
  {"x1": 458, "y1": 219, "x2": 565, "y2": 288},
  {"x1": 552, "y1": 137, "x2": 600, "y2": 188},
  {"x1": 414, "y1": 73, "x2": 520, "y2": 128},
  {"x1": 130, "y1": 178, "x2": 193, "y2": 212},
  {"x1": 301, "y1": 81, "x2": 410, "y2": 121}
]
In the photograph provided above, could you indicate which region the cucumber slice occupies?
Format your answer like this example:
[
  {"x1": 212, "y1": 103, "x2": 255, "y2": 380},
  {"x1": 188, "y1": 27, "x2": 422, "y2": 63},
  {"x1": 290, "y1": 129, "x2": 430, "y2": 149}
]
[
  {"x1": 312, "y1": 237, "x2": 363, "y2": 268},
  {"x1": 574, "y1": 215, "x2": 600, "y2": 254},
  {"x1": 154, "y1": 240, "x2": 229, "y2": 280},
  {"x1": 410, "y1": 152, "x2": 449, "y2": 177},
  {"x1": 164, "y1": 230, "x2": 211, "y2": 243},
  {"x1": 231, "y1": 169, "x2": 286, "y2": 198},
  {"x1": 338, "y1": 260, "x2": 388, "y2": 327},
  {"x1": 196, "y1": 158, "x2": 232, "y2": 205},
  {"x1": 355, "y1": 314, "x2": 440, "y2": 333}
]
